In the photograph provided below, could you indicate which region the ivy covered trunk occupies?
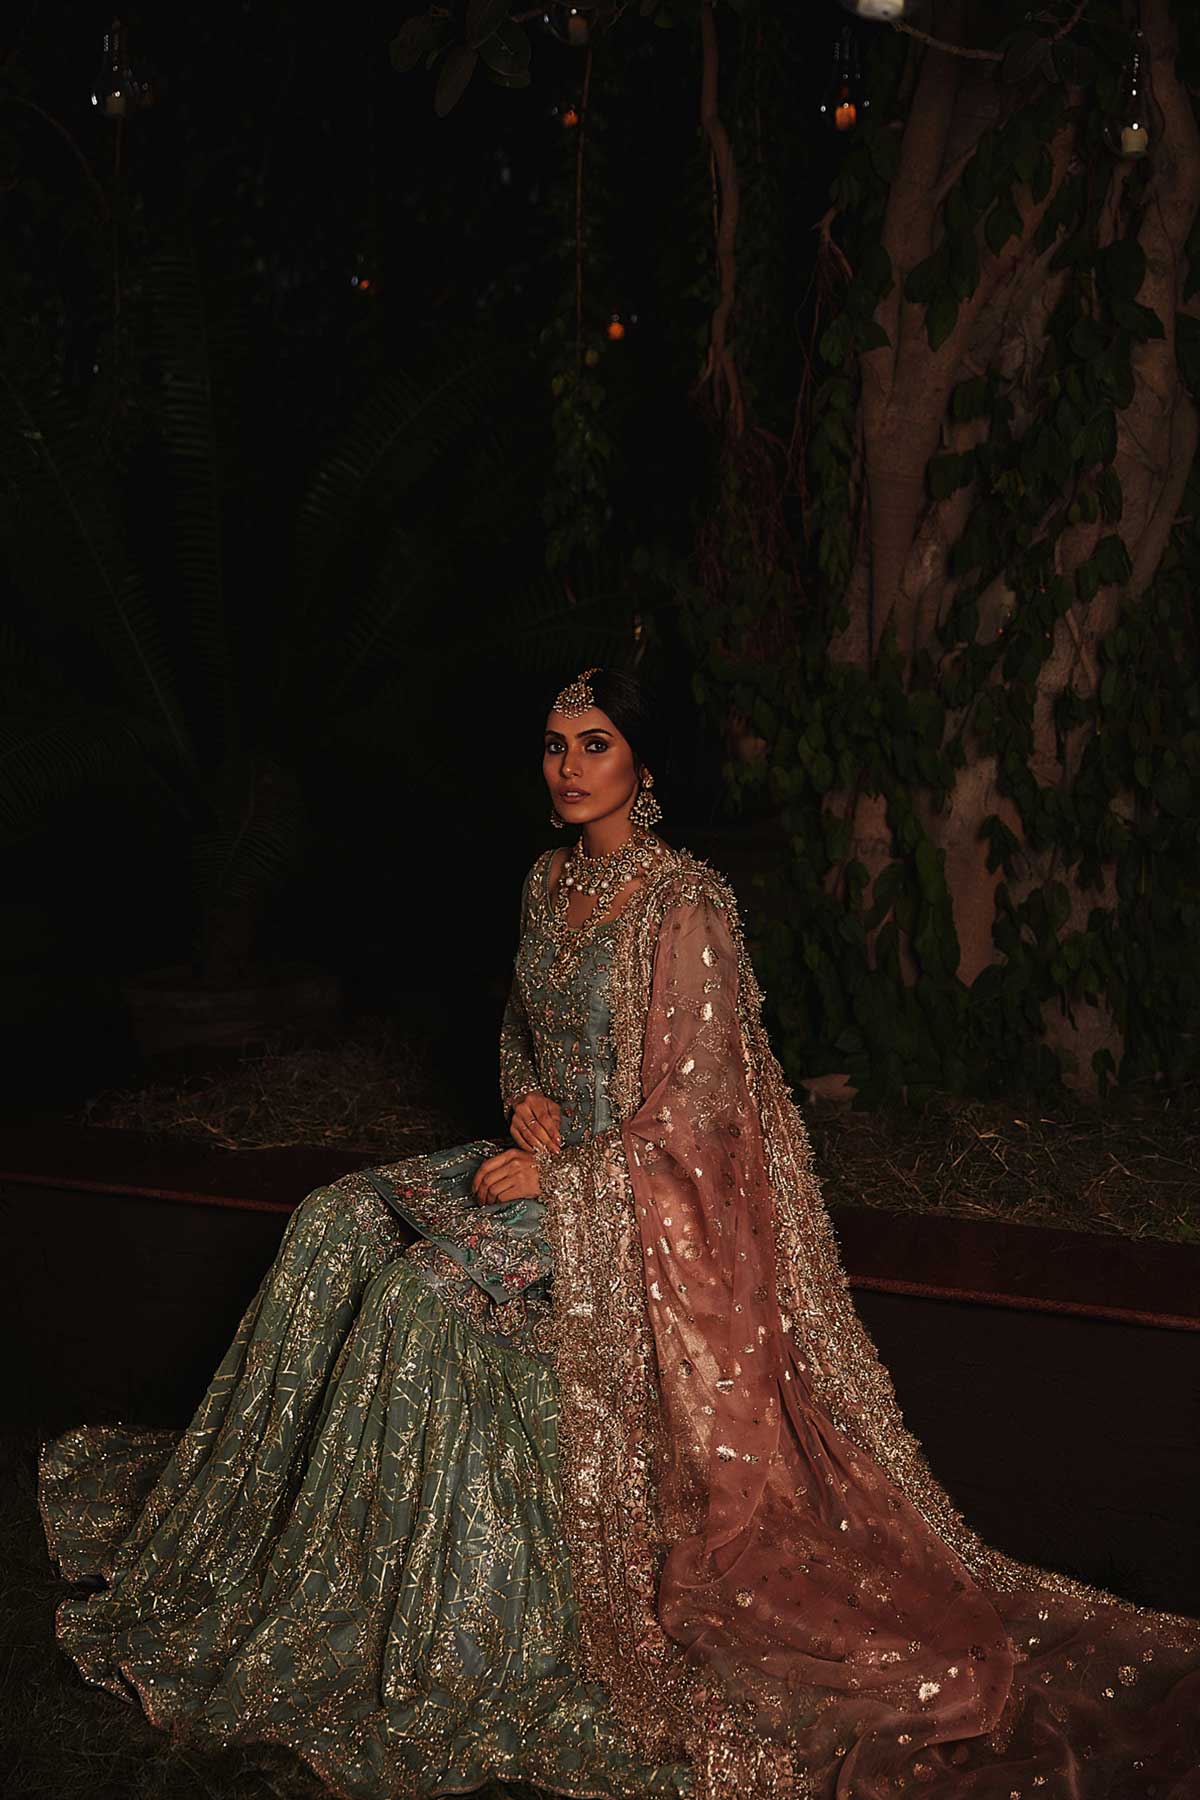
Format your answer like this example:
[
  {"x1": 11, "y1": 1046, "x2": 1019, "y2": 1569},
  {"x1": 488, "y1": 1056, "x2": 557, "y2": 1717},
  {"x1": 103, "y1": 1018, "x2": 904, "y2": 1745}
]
[
  {"x1": 389, "y1": 0, "x2": 1200, "y2": 1104},
  {"x1": 767, "y1": 0, "x2": 1200, "y2": 1100}
]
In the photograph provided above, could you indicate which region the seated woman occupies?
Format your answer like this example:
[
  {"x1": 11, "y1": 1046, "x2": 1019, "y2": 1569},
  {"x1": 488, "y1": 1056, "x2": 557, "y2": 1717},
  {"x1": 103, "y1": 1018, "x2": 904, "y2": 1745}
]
[{"x1": 40, "y1": 666, "x2": 1200, "y2": 1800}]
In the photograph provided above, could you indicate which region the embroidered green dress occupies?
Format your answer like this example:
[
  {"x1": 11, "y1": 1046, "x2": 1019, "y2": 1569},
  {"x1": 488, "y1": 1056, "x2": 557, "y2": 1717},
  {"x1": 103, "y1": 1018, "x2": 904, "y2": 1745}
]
[{"x1": 38, "y1": 850, "x2": 689, "y2": 1800}]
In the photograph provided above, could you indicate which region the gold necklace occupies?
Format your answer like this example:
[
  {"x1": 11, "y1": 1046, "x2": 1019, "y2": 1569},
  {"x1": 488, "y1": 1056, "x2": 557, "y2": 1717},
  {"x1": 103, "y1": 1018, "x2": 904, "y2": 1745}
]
[{"x1": 551, "y1": 825, "x2": 667, "y2": 938}]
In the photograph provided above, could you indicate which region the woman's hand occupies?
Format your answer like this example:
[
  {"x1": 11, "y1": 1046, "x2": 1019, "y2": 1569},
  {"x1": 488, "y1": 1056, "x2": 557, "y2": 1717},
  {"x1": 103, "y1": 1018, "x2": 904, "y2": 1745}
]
[
  {"x1": 471, "y1": 1148, "x2": 541, "y2": 1205},
  {"x1": 509, "y1": 1091, "x2": 563, "y2": 1155}
]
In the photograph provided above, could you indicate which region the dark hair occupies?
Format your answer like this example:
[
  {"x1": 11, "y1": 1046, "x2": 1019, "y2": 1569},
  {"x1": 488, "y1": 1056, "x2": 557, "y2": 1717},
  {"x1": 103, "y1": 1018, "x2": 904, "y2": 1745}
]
[{"x1": 547, "y1": 665, "x2": 664, "y2": 779}]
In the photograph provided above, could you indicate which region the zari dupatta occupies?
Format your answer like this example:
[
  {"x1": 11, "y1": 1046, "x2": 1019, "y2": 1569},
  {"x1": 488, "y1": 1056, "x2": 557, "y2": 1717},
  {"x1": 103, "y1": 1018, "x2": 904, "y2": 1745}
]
[{"x1": 534, "y1": 851, "x2": 1200, "y2": 1800}]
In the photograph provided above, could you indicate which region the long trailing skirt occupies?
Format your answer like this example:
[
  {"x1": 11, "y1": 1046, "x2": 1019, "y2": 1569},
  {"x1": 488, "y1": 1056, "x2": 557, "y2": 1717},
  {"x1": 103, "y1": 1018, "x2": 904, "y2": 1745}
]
[{"x1": 38, "y1": 1147, "x2": 694, "y2": 1800}]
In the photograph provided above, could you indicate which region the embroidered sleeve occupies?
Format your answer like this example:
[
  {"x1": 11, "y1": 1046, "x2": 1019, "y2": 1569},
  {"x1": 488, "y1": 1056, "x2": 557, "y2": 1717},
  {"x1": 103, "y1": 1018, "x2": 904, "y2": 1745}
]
[{"x1": 499, "y1": 861, "x2": 541, "y2": 1120}]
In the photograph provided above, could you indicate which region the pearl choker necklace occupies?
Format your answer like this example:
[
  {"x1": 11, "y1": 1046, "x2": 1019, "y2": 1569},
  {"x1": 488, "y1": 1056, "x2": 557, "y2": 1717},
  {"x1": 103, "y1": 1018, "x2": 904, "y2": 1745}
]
[{"x1": 552, "y1": 825, "x2": 667, "y2": 934}]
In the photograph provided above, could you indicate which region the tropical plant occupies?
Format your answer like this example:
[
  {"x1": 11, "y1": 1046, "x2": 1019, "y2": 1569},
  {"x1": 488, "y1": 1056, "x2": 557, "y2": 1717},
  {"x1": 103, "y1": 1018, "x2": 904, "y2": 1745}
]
[{"x1": 0, "y1": 241, "x2": 540, "y2": 983}]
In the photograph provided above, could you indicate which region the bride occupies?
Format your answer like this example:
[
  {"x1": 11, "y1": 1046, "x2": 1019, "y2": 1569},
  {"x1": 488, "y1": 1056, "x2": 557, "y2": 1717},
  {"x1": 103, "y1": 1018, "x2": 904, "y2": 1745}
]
[{"x1": 40, "y1": 665, "x2": 1200, "y2": 1800}]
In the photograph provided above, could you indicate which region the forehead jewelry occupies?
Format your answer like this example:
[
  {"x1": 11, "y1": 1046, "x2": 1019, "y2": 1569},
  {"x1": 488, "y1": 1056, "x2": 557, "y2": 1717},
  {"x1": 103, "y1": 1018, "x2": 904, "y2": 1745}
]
[{"x1": 553, "y1": 666, "x2": 602, "y2": 718}]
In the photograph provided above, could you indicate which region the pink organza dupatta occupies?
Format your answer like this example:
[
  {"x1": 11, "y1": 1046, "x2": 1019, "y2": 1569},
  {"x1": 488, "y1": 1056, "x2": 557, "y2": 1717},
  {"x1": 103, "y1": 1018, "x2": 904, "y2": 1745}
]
[{"x1": 615, "y1": 889, "x2": 1200, "y2": 1798}]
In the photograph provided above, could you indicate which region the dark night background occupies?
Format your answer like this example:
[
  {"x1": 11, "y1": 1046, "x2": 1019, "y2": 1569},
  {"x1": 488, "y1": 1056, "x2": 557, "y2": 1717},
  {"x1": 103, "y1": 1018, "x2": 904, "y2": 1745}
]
[{"x1": 0, "y1": 0, "x2": 840, "y2": 1111}]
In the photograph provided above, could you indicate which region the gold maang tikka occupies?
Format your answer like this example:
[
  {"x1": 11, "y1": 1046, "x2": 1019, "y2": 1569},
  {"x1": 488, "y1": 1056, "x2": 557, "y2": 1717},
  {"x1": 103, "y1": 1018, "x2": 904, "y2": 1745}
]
[
  {"x1": 548, "y1": 665, "x2": 664, "y2": 829},
  {"x1": 552, "y1": 666, "x2": 602, "y2": 717}
]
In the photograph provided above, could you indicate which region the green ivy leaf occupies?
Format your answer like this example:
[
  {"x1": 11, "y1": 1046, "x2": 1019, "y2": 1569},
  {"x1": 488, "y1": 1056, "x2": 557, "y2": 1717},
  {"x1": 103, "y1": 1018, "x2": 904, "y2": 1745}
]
[
  {"x1": 945, "y1": 188, "x2": 975, "y2": 236},
  {"x1": 483, "y1": 60, "x2": 531, "y2": 87},
  {"x1": 929, "y1": 452, "x2": 972, "y2": 500},
  {"x1": 1096, "y1": 238, "x2": 1146, "y2": 301},
  {"x1": 1155, "y1": 768, "x2": 1192, "y2": 815},
  {"x1": 466, "y1": 0, "x2": 512, "y2": 47},
  {"x1": 904, "y1": 254, "x2": 943, "y2": 306},
  {"x1": 1176, "y1": 312, "x2": 1200, "y2": 392},
  {"x1": 1050, "y1": 39, "x2": 1094, "y2": 85},
  {"x1": 985, "y1": 194, "x2": 1023, "y2": 256},
  {"x1": 390, "y1": 12, "x2": 436, "y2": 71},
  {"x1": 1002, "y1": 28, "x2": 1051, "y2": 84},
  {"x1": 1112, "y1": 298, "x2": 1164, "y2": 340},
  {"x1": 819, "y1": 315, "x2": 853, "y2": 368},
  {"x1": 1068, "y1": 316, "x2": 1107, "y2": 359},
  {"x1": 1070, "y1": 409, "x2": 1116, "y2": 467},
  {"x1": 434, "y1": 44, "x2": 478, "y2": 114},
  {"x1": 1046, "y1": 575, "x2": 1073, "y2": 616},
  {"x1": 856, "y1": 317, "x2": 891, "y2": 353},
  {"x1": 1096, "y1": 467, "x2": 1123, "y2": 521},
  {"x1": 951, "y1": 375, "x2": 990, "y2": 420},
  {"x1": 1093, "y1": 533, "x2": 1131, "y2": 585},
  {"x1": 926, "y1": 291, "x2": 959, "y2": 351},
  {"x1": 479, "y1": 20, "x2": 531, "y2": 76},
  {"x1": 948, "y1": 230, "x2": 981, "y2": 302},
  {"x1": 915, "y1": 838, "x2": 943, "y2": 900},
  {"x1": 1030, "y1": 147, "x2": 1053, "y2": 204},
  {"x1": 910, "y1": 691, "x2": 945, "y2": 743}
]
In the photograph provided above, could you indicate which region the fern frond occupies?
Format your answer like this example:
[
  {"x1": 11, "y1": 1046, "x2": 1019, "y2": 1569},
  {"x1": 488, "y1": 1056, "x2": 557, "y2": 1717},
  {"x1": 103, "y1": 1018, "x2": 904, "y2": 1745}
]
[
  {"x1": 311, "y1": 526, "x2": 452, "y2": 714},
  {"x1": 0, "y1": 702, "x2": 155, "y2": 845},
  {"x1": 0, "y1": 365, "x2": 195, "y2": 769},
  {"x1": 290, "y1": 337, "x2": 523, "y2": 636},
  {"x1": 192, "y1": 756, "x2": 304, "y2": 913},
  {"x1": 483, "y1": 570, "x2": 636, "y2": 673}
]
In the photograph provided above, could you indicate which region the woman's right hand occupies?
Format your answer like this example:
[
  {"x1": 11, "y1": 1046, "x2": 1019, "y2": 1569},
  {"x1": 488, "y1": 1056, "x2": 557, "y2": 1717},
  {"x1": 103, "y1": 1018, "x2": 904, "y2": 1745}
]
[{"x1": 509, "y1": 1091, "x2": 563, "y2": 1155}]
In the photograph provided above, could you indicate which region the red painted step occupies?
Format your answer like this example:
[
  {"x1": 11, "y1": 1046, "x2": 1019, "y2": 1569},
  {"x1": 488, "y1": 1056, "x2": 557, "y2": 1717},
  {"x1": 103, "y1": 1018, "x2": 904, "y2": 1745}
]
[{"x1": 1, "y1": 1121, "x2": 1196, "y2": 1331}]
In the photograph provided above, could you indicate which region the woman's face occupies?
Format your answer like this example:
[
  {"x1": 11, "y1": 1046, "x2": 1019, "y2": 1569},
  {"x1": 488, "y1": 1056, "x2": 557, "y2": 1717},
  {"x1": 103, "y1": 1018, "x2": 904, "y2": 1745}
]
[{"x1": 544, "y1": 705, "x2": 642, "y2": 828}]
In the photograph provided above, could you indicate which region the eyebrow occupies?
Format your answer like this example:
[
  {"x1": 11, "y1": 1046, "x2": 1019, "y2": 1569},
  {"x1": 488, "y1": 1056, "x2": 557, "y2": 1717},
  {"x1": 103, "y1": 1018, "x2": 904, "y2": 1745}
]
[{"x1": 544, "y1": 725, "x2": 613, "y2": 738}]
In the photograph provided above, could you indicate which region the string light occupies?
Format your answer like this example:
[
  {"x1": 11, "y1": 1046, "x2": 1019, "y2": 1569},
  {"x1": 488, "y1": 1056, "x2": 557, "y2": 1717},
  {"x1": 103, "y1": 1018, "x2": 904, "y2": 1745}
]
[
  {"x1": 349, "y1": 252, "x2": 378, "y2": 295},
  {"x1": 90, "y1": 18, "x2": 155, "y2": 118},
  {"x1": 1102, "y1": 25, "x2": 1159, "y2": 160},
  {"x1": 820, "y1": 27, "x2": 867, "y2": 134},
  {"x1": 543, "y1": 5, "x2": 590, "y2": 48}
]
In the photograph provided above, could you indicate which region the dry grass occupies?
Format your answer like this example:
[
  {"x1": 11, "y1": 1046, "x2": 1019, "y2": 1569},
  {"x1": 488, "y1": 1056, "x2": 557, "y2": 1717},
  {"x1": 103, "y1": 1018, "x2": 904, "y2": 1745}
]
[
  {"x1": 79, "y1": 1020, "x2": 1200, "y2": 1246},
  {"x1": 805, "y1": 1080, "x2": 1200, "y2": 1246},
  {"x1": 82, "y1": 1016, "x2": 470, "y2": 1157}
]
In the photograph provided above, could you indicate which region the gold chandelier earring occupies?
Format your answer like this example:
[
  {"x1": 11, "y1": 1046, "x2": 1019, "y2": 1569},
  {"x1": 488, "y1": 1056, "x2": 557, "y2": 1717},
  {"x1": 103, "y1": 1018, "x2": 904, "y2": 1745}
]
[
  {"x1": 550, "y1": 804, "x2": 566, "y2": 829},
  {"x1": 629, "y1": 770, "x2": 663, "y2": 828}
]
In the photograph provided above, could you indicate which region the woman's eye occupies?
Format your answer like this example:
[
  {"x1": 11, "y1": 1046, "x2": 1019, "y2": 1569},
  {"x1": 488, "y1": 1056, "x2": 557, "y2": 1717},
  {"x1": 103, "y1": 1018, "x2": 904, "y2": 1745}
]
[{"x1": 585, "y1": 739, "x2": 608, "y2": 752}]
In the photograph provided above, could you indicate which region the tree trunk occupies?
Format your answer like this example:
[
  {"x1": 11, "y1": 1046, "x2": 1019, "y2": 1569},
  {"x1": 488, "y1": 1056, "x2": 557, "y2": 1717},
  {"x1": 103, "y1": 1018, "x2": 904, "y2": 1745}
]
[{"x1": 825, "y1": 0, "x2": 1200, "y2": 1093}]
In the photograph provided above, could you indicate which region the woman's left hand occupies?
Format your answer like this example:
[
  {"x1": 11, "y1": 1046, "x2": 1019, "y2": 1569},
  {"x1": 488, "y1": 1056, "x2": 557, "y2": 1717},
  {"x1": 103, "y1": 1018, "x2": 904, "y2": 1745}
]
[{"x1": 471, "y1": 1148, "x2": 541, "y2": 1204}]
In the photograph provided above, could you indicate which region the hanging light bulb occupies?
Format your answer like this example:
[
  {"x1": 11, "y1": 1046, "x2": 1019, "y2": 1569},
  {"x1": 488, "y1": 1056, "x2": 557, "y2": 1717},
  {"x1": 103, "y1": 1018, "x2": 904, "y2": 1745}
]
[
  {"x1": 1102, "y1": 27, "x2": 1160, "y2": 160},
  {"x1": 819, "y1": 28, "x2": 868, "y2": 134},
  {"x1": 543, "y1": 5, "x2": 590, "y2": 48},
  {"x1": 90, "y1": 18, "x2": 154, "y2": 118},
  {"x1": 836, "y1": 0, "x2": 907, "y2": 19}
]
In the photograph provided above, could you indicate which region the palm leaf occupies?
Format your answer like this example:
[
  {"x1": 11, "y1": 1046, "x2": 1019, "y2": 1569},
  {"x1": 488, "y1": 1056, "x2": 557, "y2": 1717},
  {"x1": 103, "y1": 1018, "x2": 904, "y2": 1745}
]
[
  {"x1": 0, "y1": 365, "x2": 194, "y2": 770},
  {"x1": 288, "y1": 336, "x2": 523, "y2": 647},
  {"x1": 310, "y1": 525, "x2": 454, "y2": 714},
  {"x1": 0, "y1": 701, "x2": 156, "y2": 845},
  {"x1": 192, "y1": 755, "x2": 305, "y2": 914},
  {"x1": 481, "y1": 569, "x2": 637, "y2": 671}
]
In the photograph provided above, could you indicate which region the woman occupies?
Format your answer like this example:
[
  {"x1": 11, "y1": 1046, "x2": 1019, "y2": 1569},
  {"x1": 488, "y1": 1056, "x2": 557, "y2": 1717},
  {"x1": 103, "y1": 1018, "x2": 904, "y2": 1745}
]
[{"x1": 40, "y1": 665, "x2": 1200, "y2": 1800}]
